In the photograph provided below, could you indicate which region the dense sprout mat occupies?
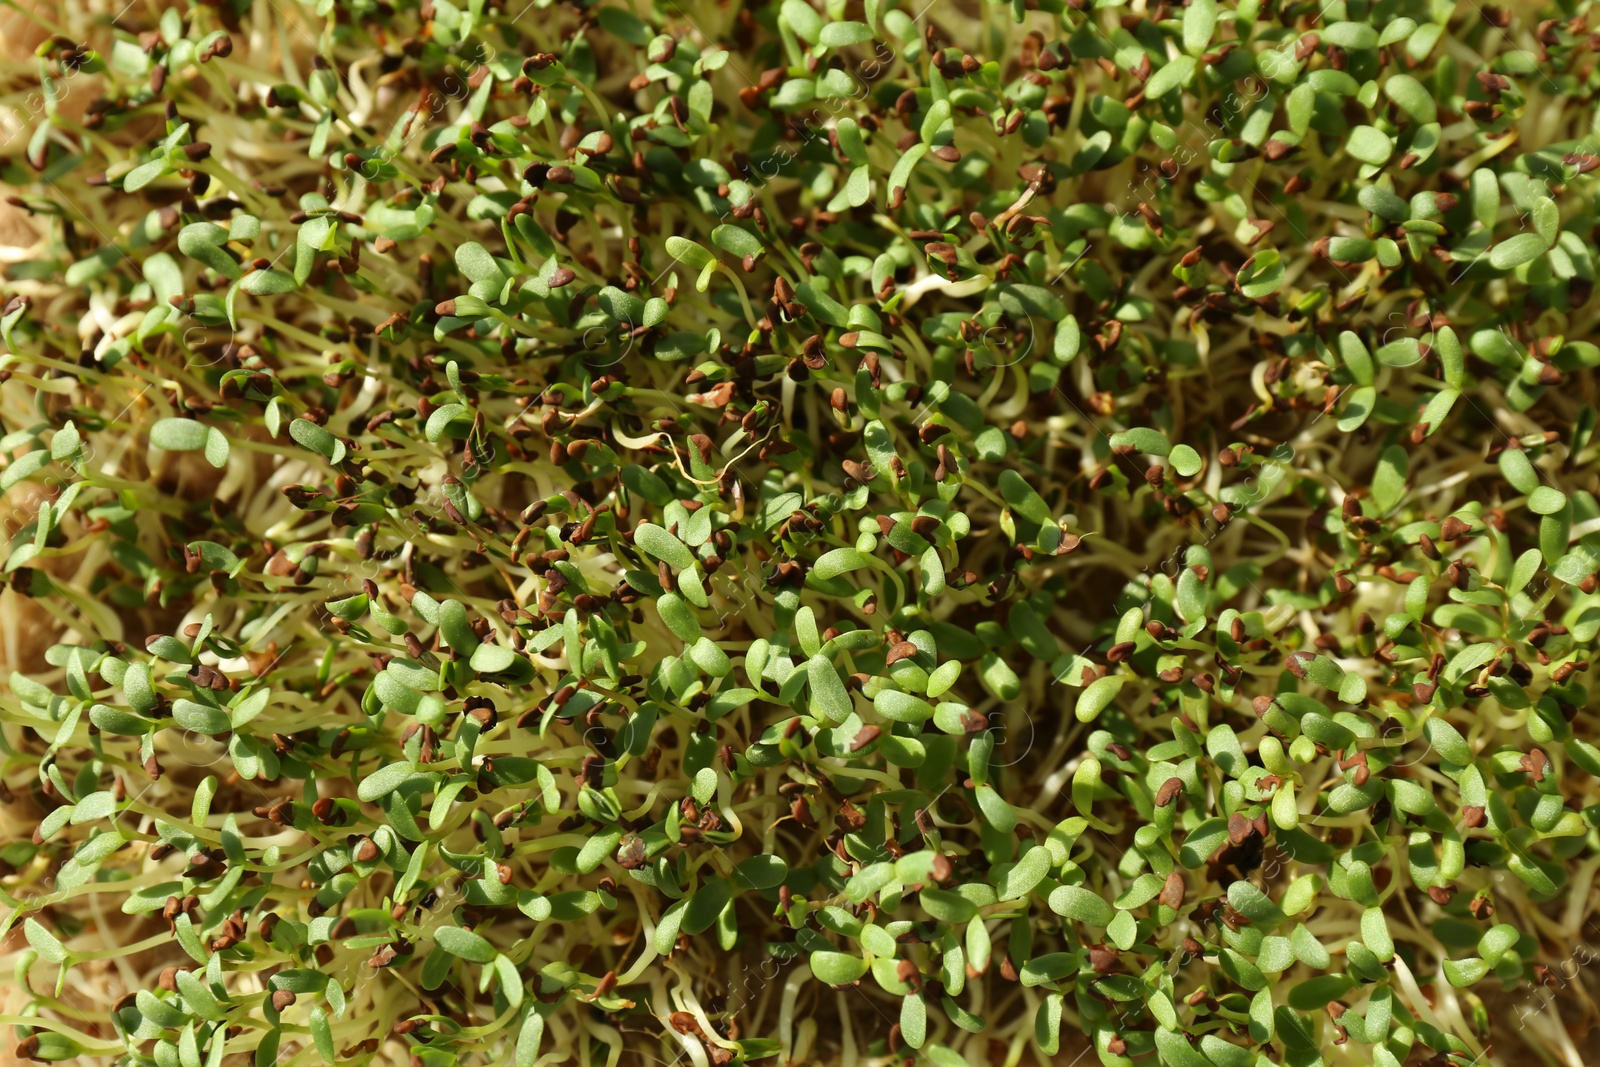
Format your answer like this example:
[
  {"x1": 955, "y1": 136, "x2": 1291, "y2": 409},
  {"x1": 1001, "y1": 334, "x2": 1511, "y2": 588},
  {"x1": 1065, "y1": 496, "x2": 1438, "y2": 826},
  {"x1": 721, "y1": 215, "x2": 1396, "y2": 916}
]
[{"x1": 4, "y1": 0, "x2": 1600, "y2": 1065}]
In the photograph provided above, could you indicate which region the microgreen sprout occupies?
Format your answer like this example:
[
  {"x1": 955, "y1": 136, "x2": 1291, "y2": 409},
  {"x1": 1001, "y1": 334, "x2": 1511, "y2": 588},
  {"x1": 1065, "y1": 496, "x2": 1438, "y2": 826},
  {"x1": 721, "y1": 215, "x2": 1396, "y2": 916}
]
[{"x1": 2, "y1": 0, "x2": 1600, "y2": 1065}]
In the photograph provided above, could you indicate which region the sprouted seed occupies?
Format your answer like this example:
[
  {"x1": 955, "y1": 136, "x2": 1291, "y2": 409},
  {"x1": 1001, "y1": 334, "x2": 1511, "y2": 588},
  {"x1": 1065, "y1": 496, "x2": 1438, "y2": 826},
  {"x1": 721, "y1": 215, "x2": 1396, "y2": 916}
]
[{"x1": 1, "y1": 1, "x2": 1600, "y2": 1066}]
